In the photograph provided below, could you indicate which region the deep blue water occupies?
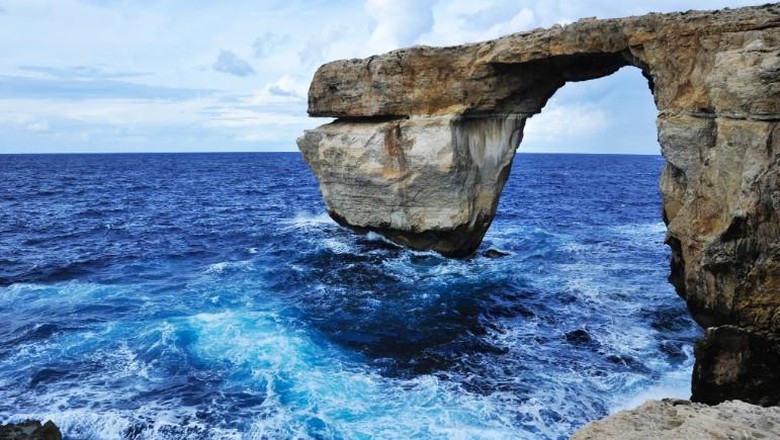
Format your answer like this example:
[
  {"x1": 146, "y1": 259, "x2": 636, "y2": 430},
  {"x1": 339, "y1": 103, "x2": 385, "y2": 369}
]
[{"x1": 0, "y1": 153, "x2": 701, "y2": 439}]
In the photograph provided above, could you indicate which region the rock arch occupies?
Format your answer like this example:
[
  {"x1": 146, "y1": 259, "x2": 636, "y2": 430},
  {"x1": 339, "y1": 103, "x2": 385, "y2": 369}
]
[{"x1": 297, "y1": 4, "x2": 780, "y2": 405}]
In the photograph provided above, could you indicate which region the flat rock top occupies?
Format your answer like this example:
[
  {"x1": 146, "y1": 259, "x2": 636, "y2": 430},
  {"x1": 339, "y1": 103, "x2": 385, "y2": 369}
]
[
  {"x1": 571, "y1": 399, "x2": 780, "y2": 439},
  {"x1": 308, "y1": 3, "x2": 780, "y2": 117}
]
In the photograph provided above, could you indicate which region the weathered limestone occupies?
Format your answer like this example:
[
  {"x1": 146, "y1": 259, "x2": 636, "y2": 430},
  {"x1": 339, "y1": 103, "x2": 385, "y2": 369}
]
[
  {"x1": 571, "y1": 399, "x2": 780, "y2": 439},
  {"x1": 299, "y1": 115, "x2": 524, "y2": 256},
  {"x1": 298, "y1": 4, "x2": 780, "y2": 405}
]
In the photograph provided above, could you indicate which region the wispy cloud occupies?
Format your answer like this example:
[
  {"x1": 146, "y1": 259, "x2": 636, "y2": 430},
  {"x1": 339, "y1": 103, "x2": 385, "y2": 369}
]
[
  {"x1": 19, "y1": 65, "x2": 149, "y2": 80},
  {"x1": 0, "y1": 0, "x2": 768, "y2": 153},
  {"x1": 205, "y1": 108, "x2": 309, "y2": 128},
  {"x1": 524, "y1": 100, "x2": 610, "y2": 142},
  {"x1": 0, "y1": 75, "x2": 216, "y2": 101},
  {"x1": 298, "y1": 25, "x2": 349, "y2": 69},
  {"x1": 364, "y1": 0, "x2": 436, "y2": 53},
  {"x1": 267, "y1": 75, "x2": 307, "y2": 99},
  {"x1": 213, "y1": 50, "x2": 256, "y2": 77},
  {"x1": 0, "y1": 98, "x2": 209, "y2": 127},
  {"x1": 252, "y1": 32, "x2": 290, "y2": 58}
]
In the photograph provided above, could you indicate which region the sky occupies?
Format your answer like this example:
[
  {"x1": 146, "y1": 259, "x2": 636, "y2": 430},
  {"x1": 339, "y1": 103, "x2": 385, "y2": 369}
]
[{"x1": 0, "y1": 0, "x2": 767, "y2": 154}]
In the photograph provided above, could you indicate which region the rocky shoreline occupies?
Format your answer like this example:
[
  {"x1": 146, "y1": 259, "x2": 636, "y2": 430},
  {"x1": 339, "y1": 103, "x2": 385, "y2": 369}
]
[
  {"x1": 6, "y1": 400, "x2": 780, "y2": 439},
  {"x1": 0, "y1": 421, "x2": 61, "y2": 440},
  {"x1": 571, "y1": 399, "x2": 780, "y2": 439}
]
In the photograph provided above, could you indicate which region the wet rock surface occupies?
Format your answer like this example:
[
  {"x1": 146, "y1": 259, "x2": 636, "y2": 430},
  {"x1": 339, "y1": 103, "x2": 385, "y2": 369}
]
[{"x1": 0, "y1": 421, "x2": 61, "y2": 440}]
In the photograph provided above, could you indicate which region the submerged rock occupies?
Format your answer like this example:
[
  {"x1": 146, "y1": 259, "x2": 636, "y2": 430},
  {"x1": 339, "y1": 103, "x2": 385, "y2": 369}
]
[
  {"x1": 0, "y1": 420, "x2": 61, "y2": 440},
  {"x1": 571, "y1": 399, "x2": 780, "y2": 440},
  {"x1": 482, "y1": 248, "x2": 510, "y2": 258},
  {"x1": 298, "y1": 4, "x2": 780, "y2": 405},
  {"x1": 564, "y1": 329, "x2": 593, "y2": 346}
]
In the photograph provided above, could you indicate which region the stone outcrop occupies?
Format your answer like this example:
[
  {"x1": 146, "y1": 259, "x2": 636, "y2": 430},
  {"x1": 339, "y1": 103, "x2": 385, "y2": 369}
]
[
  {"x1": 571, "y1": 399, "x2": 780, "y2": 439},
  {"x1": 0, "y1": 420, "x2": 61, "y2": 440},
  {"x1": 298, "y1": 4, "x2": 780, "y2": 405}
]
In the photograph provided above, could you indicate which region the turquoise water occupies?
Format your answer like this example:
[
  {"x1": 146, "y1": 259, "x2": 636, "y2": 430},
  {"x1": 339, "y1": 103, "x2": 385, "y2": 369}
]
[{"x1": 0, "y1": 153, "x2": 701, "y2": 439}]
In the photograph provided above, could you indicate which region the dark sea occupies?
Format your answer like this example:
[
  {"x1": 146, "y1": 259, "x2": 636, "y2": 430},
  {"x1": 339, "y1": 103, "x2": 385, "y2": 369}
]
[{"x1": 0, "y1": 153, "x2": 701, "y2": 439}]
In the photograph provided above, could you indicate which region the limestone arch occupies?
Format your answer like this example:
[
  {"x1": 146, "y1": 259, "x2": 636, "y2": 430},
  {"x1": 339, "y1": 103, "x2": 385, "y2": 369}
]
[{"x1": 298, "y1": 5, "x2": 780, "y2": 405}]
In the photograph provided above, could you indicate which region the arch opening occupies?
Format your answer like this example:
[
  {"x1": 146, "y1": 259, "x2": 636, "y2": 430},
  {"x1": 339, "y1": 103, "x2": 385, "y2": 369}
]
[
  {"x1": 484, "y1": 66, "x2": 703, "y2": 407},
  {"x1": 520, "y1": 66, "x2": 658, "y2": 155}
]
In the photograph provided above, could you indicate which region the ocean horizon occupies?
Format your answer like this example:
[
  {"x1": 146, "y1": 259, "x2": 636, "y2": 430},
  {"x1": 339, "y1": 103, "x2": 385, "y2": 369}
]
[{"x1": 0, "y1": 151, "x2": 664, "y2": 156}]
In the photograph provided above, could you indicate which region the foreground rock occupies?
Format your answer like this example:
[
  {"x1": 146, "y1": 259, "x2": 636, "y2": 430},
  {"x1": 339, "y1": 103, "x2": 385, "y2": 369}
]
[
  {"x1": 571, "y1": 399, "x2": 780, "y2": 439},
  {"x1": 0, "y1": 421, "x2": 61, "y2": 440},
  {"x1": 298, "y1": 4, "x2": 780, "y2": 405}
]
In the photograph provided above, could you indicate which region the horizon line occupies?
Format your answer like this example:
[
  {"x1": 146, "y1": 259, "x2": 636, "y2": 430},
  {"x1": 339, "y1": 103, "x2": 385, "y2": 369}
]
[{"x1": 0, "y1": 150, "x2": 663, "y2": 156}]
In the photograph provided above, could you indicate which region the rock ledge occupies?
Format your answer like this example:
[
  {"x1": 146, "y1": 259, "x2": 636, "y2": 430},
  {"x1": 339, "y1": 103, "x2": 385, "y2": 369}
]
[{"x1": 571, "y1": 399, "x2": 780, "y2": 439}]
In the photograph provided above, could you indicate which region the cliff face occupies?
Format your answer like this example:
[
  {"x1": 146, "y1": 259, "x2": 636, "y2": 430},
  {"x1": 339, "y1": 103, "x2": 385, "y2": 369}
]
[{"x1": 297, "y1": 4, "x2": 780, "y2": 405}]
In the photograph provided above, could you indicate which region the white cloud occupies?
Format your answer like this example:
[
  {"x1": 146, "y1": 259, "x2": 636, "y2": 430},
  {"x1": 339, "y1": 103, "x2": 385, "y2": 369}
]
[
  {"x1": 298, "y1": 25, "x2": 351, "y2": 69},
  {"x1": 238, "y1": 75, "x2": 310, "y2": 108},
  {"x1": 524, "y1": 100, "x2": 610, "y2": 143},
  {"x1": 419, "y1": 0, "x2": 766, "y2": 48},
  {"x1": 206, "y1": 108, "x2": 309, "y2": 128},
  {"x1": 25, "y1": 119, "x2": 49, "y2": 132},
  {"x1": 364, "y1": 0, "x2": 436, "y2": 53},
  {"x1": 236, "y1": 131, "x2": 300, "y2": 143},
  {"x1": 18, "y1": 64, "x2": 148, "y2": 79},
  {"x1": 0, "y1": 112, "x2": 49, "y2": 133},
  {"x1": 0, "y1": 98, "x2": 208, "y2": 127},
  {"x1": 420, "y1": 1, "x2": 539, "y2": 46},
  {"x1": 252, "y1": 32, "x2": 289, "y2": 58},
  {"x1": 0, "y1": 0, "x2": 770, "y2": 152},
  {"x1": 266, "y1": 75, "x2": 308, "y2": 99},
  {"x1": 479, "y1": 8, "x2": 536, "y2": 41}
]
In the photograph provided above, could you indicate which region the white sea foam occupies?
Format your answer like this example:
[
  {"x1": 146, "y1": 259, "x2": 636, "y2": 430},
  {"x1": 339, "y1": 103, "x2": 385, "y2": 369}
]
[
  {"x1": 610, "y1": 346, "x2": 695, "y2": 413},
  {"x1": 1, "y1": 280, "x2": 105, "y2": 310},
  {"x1": 16, "y1": 407, "x2": 244, "y2": 440},
  {"x1": 1, "y1": 294, "x2": 695, "y2": 440},
  {"x1": 611, "y1": 221, "x2": 667, "y2": 237},
  {"x1": 165, "y1": 311, "x2": 557, "y2": 439},
  {"x1": 285, "y1": 211, "x2": 336, "y2": 230},
  {"x1": 364, "y1": 231, "x2": 398, "y2": 245},
  {"x1": 204, "y1": 260, "x2": 254, "y2": 274},
  {"x1": 609, "y1": 222, "x2": 668, "y2": 250},
  {"x1": 321, "y1": 237, "x2": 354, "y2": 254}
]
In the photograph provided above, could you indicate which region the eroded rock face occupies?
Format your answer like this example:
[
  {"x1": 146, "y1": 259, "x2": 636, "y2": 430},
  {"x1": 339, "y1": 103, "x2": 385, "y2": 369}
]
[
  {"x1": 299, "y1": 115, "x2": 524, "y2": 256},
  {"x1": 693, "y1": 326, "x2": 780, "y2": 406},
  {"x1": 298, "y1": 4, "x2": 780, "y2": 405}
]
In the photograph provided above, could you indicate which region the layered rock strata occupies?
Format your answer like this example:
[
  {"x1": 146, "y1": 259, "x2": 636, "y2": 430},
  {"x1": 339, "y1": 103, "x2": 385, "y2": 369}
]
[{"x1": 298, "y1": 4, "x2": 780, "y2": 405}]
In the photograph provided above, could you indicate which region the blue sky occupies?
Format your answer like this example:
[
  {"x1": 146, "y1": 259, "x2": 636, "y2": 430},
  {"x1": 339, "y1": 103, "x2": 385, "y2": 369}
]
[{"x1": 0, "y1": 0, "x2": 765, "y2": 154}]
